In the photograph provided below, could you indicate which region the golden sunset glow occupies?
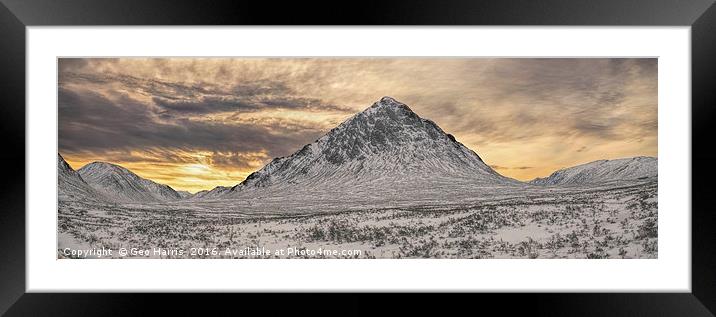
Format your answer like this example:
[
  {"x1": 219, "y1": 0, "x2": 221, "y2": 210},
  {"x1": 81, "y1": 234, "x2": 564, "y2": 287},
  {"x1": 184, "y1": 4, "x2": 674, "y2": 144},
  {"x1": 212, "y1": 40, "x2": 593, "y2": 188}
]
[
  {"x1": 59, "y1": 58, "x2": 657, "y2": 192},
  {"x1": 61, "y1": 150, "x2": 261, "y2": 193}
]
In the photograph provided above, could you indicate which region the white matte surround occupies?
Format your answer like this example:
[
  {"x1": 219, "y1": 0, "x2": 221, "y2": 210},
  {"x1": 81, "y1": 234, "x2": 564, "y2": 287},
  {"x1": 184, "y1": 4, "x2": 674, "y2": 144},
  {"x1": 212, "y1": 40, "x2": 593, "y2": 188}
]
[{"x1": 27, "y1": 26, "x2": 690, "y2": 292}]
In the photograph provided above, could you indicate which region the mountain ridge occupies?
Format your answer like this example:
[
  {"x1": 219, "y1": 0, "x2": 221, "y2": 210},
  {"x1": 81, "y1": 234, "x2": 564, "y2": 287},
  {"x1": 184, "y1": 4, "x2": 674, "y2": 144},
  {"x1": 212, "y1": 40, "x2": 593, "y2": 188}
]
[
  {"x1": 190, "y1": 186, "x2": 231, "y2": 200},
  {"x1": 530, "y1": 156, "x2": 657, "y2": 186},
  {"x1": 58, "y1": 153, "x2": 106, "y2": 202},
  {"x1": 77, "y1": 161, "x2": 183, "y2": 203},
  {"x1": 219, "y1": 96, "x2": 517, "y2": 199},
  {"x1": 58, "y1": 97, "x2": 659, "y2": 204}
]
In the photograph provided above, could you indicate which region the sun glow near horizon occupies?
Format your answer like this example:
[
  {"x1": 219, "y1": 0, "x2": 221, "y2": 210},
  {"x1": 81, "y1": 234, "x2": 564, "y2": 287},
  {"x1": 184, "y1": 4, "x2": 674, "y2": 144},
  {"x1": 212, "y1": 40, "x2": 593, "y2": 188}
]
[
  {"x1": 62, "y1": 153, "x2": 256, "y2": 193},
  {"x1": 59, "y1": 58, "x2": 657, "y2": 192}
]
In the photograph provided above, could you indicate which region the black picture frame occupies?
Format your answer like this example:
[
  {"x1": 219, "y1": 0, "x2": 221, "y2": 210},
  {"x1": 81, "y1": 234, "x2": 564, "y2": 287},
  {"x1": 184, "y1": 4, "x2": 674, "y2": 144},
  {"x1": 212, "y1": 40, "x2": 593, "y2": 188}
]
[{"x1": 1, "y1": 0, "x2": 714, "y2": 316}]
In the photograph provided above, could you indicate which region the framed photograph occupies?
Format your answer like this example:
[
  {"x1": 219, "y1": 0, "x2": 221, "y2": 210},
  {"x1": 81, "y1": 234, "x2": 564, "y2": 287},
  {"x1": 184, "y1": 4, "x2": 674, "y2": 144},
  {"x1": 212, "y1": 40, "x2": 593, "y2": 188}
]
[{"x1": 1, "y1": 0, "x2": 715, "y2": 315}]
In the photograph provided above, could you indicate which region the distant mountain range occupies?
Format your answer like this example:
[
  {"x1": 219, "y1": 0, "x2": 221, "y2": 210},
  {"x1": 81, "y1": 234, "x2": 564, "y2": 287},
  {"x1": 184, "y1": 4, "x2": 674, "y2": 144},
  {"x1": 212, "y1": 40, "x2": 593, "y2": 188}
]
[
  {"x1": 59, "y1": 155, "x2": 184, "y2": 204},
  {"x1": 189, "y1": 186, "x2": 231, "y2": 200},
  {"x1": 529, "y1": 156, "x2": 657, "y2": 186},
  {"x1": 58, "y1": 153, "x2": 106, "y2": 202},
  {"x1": 77, "y1": 162, "x2": 183, "y2": 203},
  {"x1": 58, "y1": 97, "x2": 657, "y2": 204}
]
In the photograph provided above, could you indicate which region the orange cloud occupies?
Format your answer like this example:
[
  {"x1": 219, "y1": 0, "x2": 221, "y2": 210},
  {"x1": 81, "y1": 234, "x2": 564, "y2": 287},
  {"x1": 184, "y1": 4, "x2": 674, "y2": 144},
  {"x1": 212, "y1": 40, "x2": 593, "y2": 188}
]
[{"x1": 59, "y1": 58, "x2": 657, "y2": 190}]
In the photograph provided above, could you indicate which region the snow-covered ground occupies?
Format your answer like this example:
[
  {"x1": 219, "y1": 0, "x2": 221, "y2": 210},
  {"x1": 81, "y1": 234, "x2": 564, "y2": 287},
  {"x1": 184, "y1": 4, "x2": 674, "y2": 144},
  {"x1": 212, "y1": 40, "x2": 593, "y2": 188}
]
[
  {"x1": 57, "y1": 97, "x2": 658, "y2": 259},
  {"x1": 58, "y1": 179, "x2": 657, "y2": 259}
]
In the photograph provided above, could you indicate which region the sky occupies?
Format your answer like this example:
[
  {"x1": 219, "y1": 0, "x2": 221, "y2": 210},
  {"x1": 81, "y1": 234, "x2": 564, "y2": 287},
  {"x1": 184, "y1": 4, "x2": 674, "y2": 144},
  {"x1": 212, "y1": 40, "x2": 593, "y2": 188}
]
[{"x1": 58, "y1": 58, "x2": 657, "y2": 193}]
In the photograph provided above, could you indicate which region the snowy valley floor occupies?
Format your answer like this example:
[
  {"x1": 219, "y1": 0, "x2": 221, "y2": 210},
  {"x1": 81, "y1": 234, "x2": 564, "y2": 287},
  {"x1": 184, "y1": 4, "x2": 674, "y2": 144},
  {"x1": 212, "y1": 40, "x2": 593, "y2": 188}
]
[{"x1": 58, "y1": 181, "x2": 657, "y2": 259}]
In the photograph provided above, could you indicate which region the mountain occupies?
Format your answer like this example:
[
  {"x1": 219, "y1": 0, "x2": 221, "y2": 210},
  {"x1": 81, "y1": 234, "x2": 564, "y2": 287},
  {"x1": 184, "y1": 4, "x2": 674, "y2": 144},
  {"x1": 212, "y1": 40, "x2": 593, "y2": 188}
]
[
  {"x1": 530, "y1": 156, "x2": 657, "y2": 186},
  {"x1": 190, "y1": 186, "x2": 231, "y2": 200},
  {"x1": 214, "y1": 96, "x2": 518, "y2": 200},
  {"x1": 58, "y1": 153, "x2": 106, "y2": 202},
  {"x1": 78, "y1": 162, "x2": 182, "y2": 203},
  {"x1": 177, "y1": 191, "x2": 193, "y2": 199}
]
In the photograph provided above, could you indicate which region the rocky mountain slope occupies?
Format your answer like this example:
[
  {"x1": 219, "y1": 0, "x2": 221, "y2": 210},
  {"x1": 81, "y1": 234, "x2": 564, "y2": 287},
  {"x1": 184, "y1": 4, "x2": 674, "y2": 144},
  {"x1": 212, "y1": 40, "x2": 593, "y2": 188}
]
[
  {"x1": 190, "y1": 186, "x2": 231, "y2": 200},
  {"x1": 530, "y1": 156, "x2": 657, "y2": 186},
  {"x1": 58, "y1": 153, "x2": 106, "y2": 202},
  {"x1": 78, "y1": 161, "x2": 182, "y2": 203},
  {"x1": 212, "y1": 96, "x2": 520, "y2": 200},
  {"x1": 59, "y1": 97, "x2": 658, "y2": 206},
  {"x1": 177, "y1": 191, "x2": 193, "y2": 199}
]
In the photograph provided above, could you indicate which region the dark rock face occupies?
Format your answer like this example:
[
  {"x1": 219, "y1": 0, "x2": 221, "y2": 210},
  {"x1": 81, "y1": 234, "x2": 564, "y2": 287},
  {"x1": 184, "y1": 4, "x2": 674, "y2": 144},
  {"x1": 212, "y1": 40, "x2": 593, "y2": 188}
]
[
  {"x1": 320, "y1": 98, "x2": 440, "y2": 161},
  {"x1": 229, "y1": 96, "x2": 513, "y2": 194}
]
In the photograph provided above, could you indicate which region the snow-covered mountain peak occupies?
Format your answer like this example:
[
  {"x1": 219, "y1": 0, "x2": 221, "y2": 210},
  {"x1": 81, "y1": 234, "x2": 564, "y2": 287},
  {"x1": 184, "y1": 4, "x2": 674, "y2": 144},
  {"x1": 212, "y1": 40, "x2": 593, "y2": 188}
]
[
  {"x1": 313, "y1": 96, "x2": 457, "y2": 159},
  {"x1": 80, "y1": 161, "x2": 134, "y2": 177},
  {"x1": 530, "y1": 156, "x2": 657, "y2": 186},
  {"x1": 58, "y1": 153, "x2": 106, "y2": 202},
  {"x1": 356, "y1": 96, "x2": 417, "y2": 120},
  {"x1": 58, "y1": 153, "x2": 75, "y2": 174},
  {"x1": 78, "y1": 161, "x2": 182, "y2": 203},
  {"x1": 369, "y1": 96, "x2": 412, "y2": 111},
  {"x1": 190, "y1": 186, "x2": 232, "y2": 200},
  {"x1": 380, "y1": 96, "x2": 399, "y2": 104},
  {"x1": 227, "y1": 97, "x2": 516, "y2": 195}
]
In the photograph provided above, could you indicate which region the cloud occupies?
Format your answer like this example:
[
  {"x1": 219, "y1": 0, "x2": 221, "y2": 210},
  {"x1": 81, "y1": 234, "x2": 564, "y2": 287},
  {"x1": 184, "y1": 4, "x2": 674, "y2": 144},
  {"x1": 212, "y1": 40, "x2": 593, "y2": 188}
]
[
  {"x1": 58, "y1": 86, "x2": 325, "y2": 159},
  {"x1": 58, "y1": 58, "x2": 657, "y2": 190},
  {"x1": 153, "y1": 96, "x2": 260, "y2": 114}
]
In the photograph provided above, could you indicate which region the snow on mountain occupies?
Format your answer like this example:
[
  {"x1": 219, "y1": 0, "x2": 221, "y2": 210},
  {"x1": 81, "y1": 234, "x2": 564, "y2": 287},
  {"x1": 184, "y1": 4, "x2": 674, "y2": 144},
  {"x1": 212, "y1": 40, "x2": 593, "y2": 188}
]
[
  {"x1": 189, "y1": 186, "x2": 232, "y2": 200},
  {"x1": 530, "y1": 156, "x2": 657, "y2": 186},
  {"x1": 58, "y1": 153, "x2": 106, "y2": 202},
  {"x1": 59, "y1": 96, "x2": 659, "y2": 209},
  {"x1": 210, "y1": 96, "x2": 519, "y2": 200},
  {"x1": 177, "y1": 191, "x2": 193, "y2": 199},
  {"x1": 78, "y1": 161, "x2": 182, "y2": 203}
]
